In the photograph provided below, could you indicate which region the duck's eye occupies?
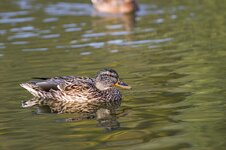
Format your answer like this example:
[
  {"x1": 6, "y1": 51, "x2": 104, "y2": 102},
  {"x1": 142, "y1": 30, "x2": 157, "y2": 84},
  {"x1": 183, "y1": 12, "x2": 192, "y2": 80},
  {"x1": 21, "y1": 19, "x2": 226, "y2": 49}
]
[{"x1": 108, "y1": 74, "x2": 117, "y2": 78}]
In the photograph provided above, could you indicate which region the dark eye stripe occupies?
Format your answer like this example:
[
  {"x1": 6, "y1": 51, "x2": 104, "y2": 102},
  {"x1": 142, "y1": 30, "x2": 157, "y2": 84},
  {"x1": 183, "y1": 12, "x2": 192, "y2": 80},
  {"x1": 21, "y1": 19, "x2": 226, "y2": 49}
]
[{"x1": 109, "y1": 75, "x2": 116, "y2": 78}]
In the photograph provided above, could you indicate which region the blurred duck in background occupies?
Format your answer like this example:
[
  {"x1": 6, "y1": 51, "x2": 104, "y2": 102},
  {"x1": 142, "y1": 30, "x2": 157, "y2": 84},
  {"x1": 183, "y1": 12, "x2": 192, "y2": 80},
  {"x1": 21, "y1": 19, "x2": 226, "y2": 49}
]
[{"x1": 91, "y1": 0, "x2": 139, "y2": 14}]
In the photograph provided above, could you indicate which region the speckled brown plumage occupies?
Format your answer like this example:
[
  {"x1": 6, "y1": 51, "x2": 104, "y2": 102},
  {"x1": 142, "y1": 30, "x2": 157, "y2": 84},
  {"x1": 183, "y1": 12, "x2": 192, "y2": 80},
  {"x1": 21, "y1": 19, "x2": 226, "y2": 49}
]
[{"x1": 20, "y1": 69, "x2": 131, "y2": 113}]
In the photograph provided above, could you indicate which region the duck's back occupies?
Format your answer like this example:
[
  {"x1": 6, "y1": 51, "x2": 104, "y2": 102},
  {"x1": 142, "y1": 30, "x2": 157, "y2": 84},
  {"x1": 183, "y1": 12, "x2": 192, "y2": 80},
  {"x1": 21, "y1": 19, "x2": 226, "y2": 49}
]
[{"x1": 20, "y1": 76, "x2": 96, "y2": 99}]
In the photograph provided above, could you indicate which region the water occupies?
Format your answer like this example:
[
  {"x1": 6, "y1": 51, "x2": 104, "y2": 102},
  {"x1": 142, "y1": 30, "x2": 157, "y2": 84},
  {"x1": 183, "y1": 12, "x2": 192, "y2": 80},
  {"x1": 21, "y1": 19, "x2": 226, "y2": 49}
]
[{"x1": 1, "y1": 0, "x2": 226, "y2": 149}]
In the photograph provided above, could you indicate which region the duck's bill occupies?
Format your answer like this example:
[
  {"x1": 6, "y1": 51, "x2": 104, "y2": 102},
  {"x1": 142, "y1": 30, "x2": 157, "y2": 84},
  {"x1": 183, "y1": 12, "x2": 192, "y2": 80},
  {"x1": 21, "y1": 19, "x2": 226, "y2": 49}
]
[{"x1": 114, "y1": 81, "x2": 132, "y2": 89}]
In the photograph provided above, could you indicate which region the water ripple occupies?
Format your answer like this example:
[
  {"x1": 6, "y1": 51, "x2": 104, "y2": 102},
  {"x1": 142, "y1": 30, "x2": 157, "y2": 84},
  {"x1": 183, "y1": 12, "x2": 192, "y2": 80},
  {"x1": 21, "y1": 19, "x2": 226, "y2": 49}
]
[
  {"x1": 43, "y1": 18, "x2": 59, "y2": 23},
  {"x1": 80, "y1": 52, "x2": 92, "y2": 56},
  {"x1": 38, "y1": 29, "x2": 51, "y2": 34},
  {"x1": 82, "y1": 32, "x2": 106, "y2": 38},
  {"x1": 171, "y1": 15, "x2": 177, "y2": 19},
  {"x1": 16, "y1": 0, "x2": 32, "y2": 10},
  {"x1": 110, "y1": 49, "x2": 119, "y2": 53},
  {"x1": 10, "y1": 26, "x2": 34, "y2": 32},
  {"x1": 11, "y1": 41, "x2": 29, "y2": 45},
  {"x1": 59, "y1": 38, "x2": 172, "y2": 49},
  {"x1": 0, "y1": 30, "x2": 7, "y2": 35},
  {"x1": 65, "y1": 28, "x2": 81, "y2": 32},
  {"x1": 107, "y1": 40, "x2": 124, "y2": 45},
  {"x1": 0, "y1": 46, "x2": 5, "y2": 49},
  {"x1": 0, "y1": 11, "x2": 28, "y2": 17},
  {"x1": 109, "y1": 31, "x2": 130, "y2": 36},
  {"x1": 154, "y1": 18, "x2": 164, "y2": 24},
  {"x1": 41, "y1": 34, "x2": 60, "y2": 39},
  {"x1": 63, "y1": 23, "x2": 77, "y2": 28},
  {"x1": 108, "y1": 38, "x2": 173, "y2": 46},
  {"x1": 8, "y1": 32, "x2": 38, "y2": 40},
  {"x1": 70, "y1": 42, "x2": 105, "y2": 49},
  {"x1": 137, "y1": 5, "x2": 164, "y2": 16},
  {"x1": 0, "y1": 17, "x2": 34, "y2": 24},
  {"x1": 82, "y1": 31, "x2": 131, "y2": 38},
  {"x1": 45, "y1": 3, "x2": 92, "y2": 16},
  {"x1": 22, "y1": 48, "x2": 48, "y2": 52}
]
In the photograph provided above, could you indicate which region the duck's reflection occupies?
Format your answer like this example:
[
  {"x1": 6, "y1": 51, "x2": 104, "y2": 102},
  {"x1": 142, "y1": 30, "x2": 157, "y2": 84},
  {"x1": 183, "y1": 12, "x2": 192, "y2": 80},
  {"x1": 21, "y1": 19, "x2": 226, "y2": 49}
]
[
  {"x1": 92, "y1": 13, "x2": 137, "y2": 31},
  {"x1": 22, "y1": 97, "x2": 124, "y2": 131}
]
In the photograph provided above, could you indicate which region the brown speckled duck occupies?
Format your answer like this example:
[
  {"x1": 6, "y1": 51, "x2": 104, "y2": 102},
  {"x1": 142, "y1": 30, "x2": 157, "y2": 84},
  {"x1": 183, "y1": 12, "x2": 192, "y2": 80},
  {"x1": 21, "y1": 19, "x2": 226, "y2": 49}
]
[
  {"x1": 20, "y1": 68, "x2": 131, "y2": 113},
  {"x1": 91, "y1": 0, "x2": 139, "y2": 14}
]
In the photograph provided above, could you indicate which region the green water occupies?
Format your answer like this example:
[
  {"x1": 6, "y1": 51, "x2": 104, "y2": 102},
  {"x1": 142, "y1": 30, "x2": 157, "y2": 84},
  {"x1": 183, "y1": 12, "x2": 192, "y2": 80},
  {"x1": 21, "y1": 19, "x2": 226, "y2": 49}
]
[{"x1": 1, "y1": 0, "x2": 226, "y2": 149}]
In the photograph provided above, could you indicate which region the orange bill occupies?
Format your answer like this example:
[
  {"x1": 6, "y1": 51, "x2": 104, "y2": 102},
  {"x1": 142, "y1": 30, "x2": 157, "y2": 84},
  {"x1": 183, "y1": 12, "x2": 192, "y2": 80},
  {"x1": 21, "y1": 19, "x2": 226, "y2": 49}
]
[{"x1": 114, "y1": 80, "x2": 132, "y2": 89}]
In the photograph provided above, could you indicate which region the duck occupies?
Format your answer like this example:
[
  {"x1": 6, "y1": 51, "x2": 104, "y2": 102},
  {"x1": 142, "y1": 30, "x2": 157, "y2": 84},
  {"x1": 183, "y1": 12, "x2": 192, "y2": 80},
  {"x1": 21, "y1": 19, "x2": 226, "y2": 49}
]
[
  {"x1": 20, "y1": 68, "x2": 131, "y2": 113},
  {"x1": 91, "y1": 0, "x2": 139, "y2": 14}
]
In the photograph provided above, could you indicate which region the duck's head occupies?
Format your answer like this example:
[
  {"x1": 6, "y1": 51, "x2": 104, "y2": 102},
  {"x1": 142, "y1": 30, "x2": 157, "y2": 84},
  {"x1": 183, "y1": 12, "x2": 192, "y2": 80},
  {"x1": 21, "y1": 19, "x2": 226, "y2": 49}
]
[{"x1": 95, "y1": 68, "x2": 131, "y2": 91}]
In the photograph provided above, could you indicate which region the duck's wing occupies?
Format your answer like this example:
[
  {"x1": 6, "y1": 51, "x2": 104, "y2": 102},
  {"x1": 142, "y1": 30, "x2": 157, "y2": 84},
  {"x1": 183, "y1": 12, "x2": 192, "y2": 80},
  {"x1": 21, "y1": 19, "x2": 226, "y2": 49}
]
[
  {"x1": 31, "y1": 76, "x2": 72, "y2": 91},
  {"x1": 26, "y1": 76, "x2": 95, "y2": 92},
  {"x1": 21, "y1": 76, "x2": 96, "y2": 99},
  {"x1": 56, "y1": 79, "x2": 100, "y2": 101}
]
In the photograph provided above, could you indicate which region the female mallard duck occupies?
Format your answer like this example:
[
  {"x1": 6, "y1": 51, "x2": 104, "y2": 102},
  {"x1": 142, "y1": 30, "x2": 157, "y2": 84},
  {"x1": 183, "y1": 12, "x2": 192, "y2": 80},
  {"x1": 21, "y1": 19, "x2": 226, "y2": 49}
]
[
  {"x1": 20, "y1": 68, "x2": 131, "y2": 113},
  {"x1": 91, "y1": 0, "x2": 139, "y2": 14}
]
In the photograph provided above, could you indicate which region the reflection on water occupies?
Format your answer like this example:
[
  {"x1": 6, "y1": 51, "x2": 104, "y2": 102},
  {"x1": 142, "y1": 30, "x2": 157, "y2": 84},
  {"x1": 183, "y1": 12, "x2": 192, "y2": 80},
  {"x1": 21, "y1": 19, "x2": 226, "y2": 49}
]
[
  {"x1": 23, "y1": 100, "x2": 121, "y2": 131},
  {"x1": 92, "y1": 13, "x2": 137, "y2": 31},
  {"x1": 1, "y1": 0, "x2": 226, "y2": 150}
]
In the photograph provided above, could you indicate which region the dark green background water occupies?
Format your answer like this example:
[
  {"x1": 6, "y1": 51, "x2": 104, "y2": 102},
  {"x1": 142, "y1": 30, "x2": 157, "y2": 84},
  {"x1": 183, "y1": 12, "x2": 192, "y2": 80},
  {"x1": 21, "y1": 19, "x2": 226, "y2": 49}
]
[{"x1": 1, "y1": 0, "x2": 226, "y2": 149}]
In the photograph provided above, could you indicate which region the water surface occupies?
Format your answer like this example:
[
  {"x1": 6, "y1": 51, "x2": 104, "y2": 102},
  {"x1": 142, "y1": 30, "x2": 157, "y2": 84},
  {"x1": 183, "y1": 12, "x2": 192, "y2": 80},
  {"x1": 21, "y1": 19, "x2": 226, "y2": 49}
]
[{"x1": 1, "y1": 0, "x2": 226, "y2": 150}]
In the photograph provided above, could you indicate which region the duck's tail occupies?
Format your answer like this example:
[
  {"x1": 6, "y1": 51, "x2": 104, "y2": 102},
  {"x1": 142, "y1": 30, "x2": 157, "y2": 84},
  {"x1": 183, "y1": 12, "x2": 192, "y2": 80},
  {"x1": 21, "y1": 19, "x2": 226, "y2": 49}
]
[
  {"x1": 20, "y1": 83, "x2": 42, "y2": 97},
  {"x1": 20, "y1": 82, "x2": 58, "y2": 99}
]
